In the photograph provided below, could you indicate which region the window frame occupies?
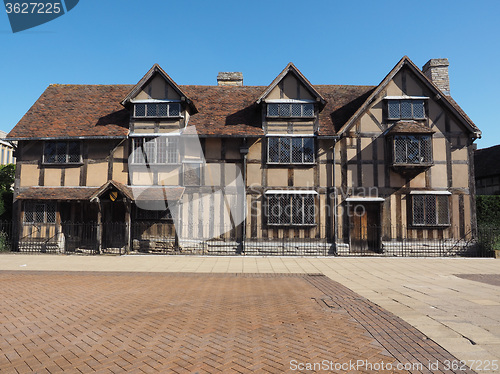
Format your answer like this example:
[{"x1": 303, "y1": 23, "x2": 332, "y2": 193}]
[
  {"x1": 411, "y1": 193, "x2": 450, "y2": 227},
  {"x1": 43, "y1": 141, "x2": 82, "y2": 164},
  {"x1": 266, "y1": 102, "x2": 315, "y2": 119},
  {"x1": 267, "y1": 136, "x2": 315, "y2": 165},
  {"x1": 131, "y1": 136, "x2": 180, "y2": 165},
  {"x1": 266, "y1": 192, "x2": 317, "y2": 227},
  {"x1": 23, "y1": 202, "x2": 56, "y2": 224},
  {"x1": 392, "y1": 134, "x2": 433, "y2": 166},
  {"x1": 386, "y1": 99, "x2": 426, "y2": 120},
  {"x1": 133, "y1": 102, "x2": 182, "y2": 119}
]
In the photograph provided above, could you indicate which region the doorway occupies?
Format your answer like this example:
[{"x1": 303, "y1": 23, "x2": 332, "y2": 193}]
[{"x1": 349, "y1": 202, "x2": 381, "y2": 253}]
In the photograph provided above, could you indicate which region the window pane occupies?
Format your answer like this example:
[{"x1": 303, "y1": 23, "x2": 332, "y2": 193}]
[
  {"x1": 413, "y1": 195, "x2": 425, "y2": 225},
  {"x1": 425, "y1": 195, "x2": 437, "y2": 225},
  {"x1": 44, "y1": 142, "x2": 56, "y2": 163},
  {"x1": 166, "y1": 137, "x2": 178, "y2": 163},
  {"x1": 158, "y1": 103, "x2": 168, "y2": 117},
  {"x1": 400, "y1": 100, "x2": 412, "y2": 119},
  {"x1": 292, "y1": 196, "x2": 303, "y2": 224},
  {"x1": 304, "y1": 195, "x2": 315, "y2": 224},
  {"x1": 420, "y1": 136, "x2": 432, "y2": 163},
  {"x1": 437, "y1": 195, "x2": 449, "y2": 225},
  {"x1": 413, "y1": 100, "x2": 425, "y2": 118},
  {"x1": 169, "y1": 103, "x2": 180, "y2": 117},
  {"x1": 35, "y1": 204, "x2": 45, "y2": 223},
  {"x1": 143, "y1": 138, "x2": 156, "y2": 164},
  {"x1": 394, "y1": 136, "x2": 406, "y2": 164},
  {"x1": 24, "y1": 206, "x2": 34, "y2": 222},
  {"x1": 268, "y1": 137, "x2": 279, "y2": 163},
  {"x1": 267, "y1": 104, "x2": 279, "y2": 117},
  {"x1": 406, "y1": 136, "x2": 420, "y2": 164},
  {"x1": 156, "y1": 137, "x2": 167, "y2": 164},
  {"x1": 279, "y1": 196, "x2": 291, "y2": 225},
  {"x1": 68, "y1": 142, "x2": 80, "y2": 163},
  {"x1": 388, "y1": 101, "x2": 400, "y2": 119},
  {"x1": 303, "y1": 138, "x2": 314, "y2": 163},
  {"x1": 291, "y1": 103, "x2": 302, "y2": 117},
  {"x1": 268, "y1": 196, "x2": 280, "y2": 225},
  {"x1": 303, "y1": 104, "x2": 314, "y2": 117},
  {"x1": 146, "y1": 104, "x2": 157, "y2": 117},
  {"x1": 291, "y1": 138, "x2": 303, "y2": 163},
  {"x1": 56, "y1": 142, "x2": 67, "y2": 163},
  {"x1": 135, "y1": 104, "x2": 145, "y2": 117},
  {"x1": 46, "y1": 203, "x2": 56, "y2": 223},
  {"x1": 133, "y1": 138, "x2": 144, "y2": 164},
  {"x1": 279, "y1": 104, "x2": 291, "y2": 117},
  {"x1": 279, "y1": 137, "x2": 291, "y2": 163}
]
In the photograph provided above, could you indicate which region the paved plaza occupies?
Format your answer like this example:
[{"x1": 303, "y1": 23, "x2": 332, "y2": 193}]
[{"x1": 0, "y1": 255, "x2": 499, "y2": 373}]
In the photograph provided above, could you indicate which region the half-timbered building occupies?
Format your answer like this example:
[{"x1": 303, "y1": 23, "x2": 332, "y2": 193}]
[{"x1": 7, "y1": 56, "x2": 481, "y2": 255}]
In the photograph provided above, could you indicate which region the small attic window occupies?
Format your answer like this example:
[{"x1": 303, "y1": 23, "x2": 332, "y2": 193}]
[
  {"x1": 134, "y1": 102, "x2": 181, "y2": 118},
  {"x1": 267, "y1": 103, "x2": 314, "y2": 118},
  {"x1": 387, "y1": 99, "x2": 425, "y2": 120}
]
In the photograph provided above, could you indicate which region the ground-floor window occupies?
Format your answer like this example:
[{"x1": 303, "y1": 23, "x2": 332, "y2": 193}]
[
  {"x1": 24, "y1": 202, "x2": 56, "y2": 223},
  {"x1": 412, "y1": 194, "x2": 449, "y2": 226},
  {"x1": 266, "y1": 193, "x2": 316, "y2": 226}
]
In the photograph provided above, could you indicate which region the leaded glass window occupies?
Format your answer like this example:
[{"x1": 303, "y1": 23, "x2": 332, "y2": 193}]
[
  {"x1": 267, "y1": 137, "x2": 315, "y2": 164},
  {"x1": 44, "y1": 141, "x2": 81, "y2": 164},
  {"x1": 412, "y1": 194, "x2": 449, "y2": 226},
  {"x1": 387, "y1": 99, "x2": 425, "y2": 120},
  {"x1": 134, "y1": 102, "x2": 182, "y2": 118},
  {"x1": 267, "y1": 103, "x2": 315, "y2": 118},
  {"x1": 267, "y1": 194, "x2": 316, "y2": 226},
  {"x1": 393, "y1": 135, "x2": 432, "y2": 165}
]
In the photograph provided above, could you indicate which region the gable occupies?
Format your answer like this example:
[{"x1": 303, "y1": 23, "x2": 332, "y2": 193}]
[
  {"x1": 338, "y1": 56, "x2": 480, "y2": 139},
  {"x1": 133, "y1": 74, "x2": 181, "y2": 101},
  {"x1": 266, "y1": 72, "x2": 315, "y2": 101},
  {"x1": 256, "y1": 62, "x2": 326, "y2": 107}
]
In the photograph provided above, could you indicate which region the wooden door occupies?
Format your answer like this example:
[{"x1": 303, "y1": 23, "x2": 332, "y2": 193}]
[{"x1": 350, "y1": 203, "x2": 381, "y2": 253}]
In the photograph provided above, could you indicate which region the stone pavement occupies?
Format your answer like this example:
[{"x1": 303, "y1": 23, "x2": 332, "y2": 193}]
[{"x1": 0, "y1": 255, "x2": 499, "y2": 373}]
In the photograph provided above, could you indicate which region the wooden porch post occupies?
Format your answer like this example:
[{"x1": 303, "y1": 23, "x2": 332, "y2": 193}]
[
  {"x1": 125, "y1": 199, "x2": 131, "y2": 254},
  {"x1": 96, "y1": 198, "x2": 102, "y2": 254}
]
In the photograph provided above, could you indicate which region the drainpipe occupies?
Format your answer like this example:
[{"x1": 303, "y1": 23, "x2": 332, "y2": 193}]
[{"x1": 239, "y1": 139, "x2": 249, "y2": 254}]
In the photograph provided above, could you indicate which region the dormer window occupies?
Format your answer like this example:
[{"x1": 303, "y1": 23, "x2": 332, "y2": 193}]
[
  {"x1": 386, "y1": 97, "x2": 426, "y2": 120},
  {"x1": 267, "y1": 101, "x2": 314, "y2": 118},
  {"x1": 134, "y1": 102, "x2": 181, "y2": 118}
]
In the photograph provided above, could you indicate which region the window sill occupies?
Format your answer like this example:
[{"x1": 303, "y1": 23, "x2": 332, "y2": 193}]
[
  {"x1": 409, "y1": 224, "x2": 450, "y2": 229},
  {"x1": 267, "y1": 162, "x2": 316, "y2": 166},
  {"x1": 42, "y1": 162, "x2": 83, "y2": 166},
  {"x1": 267, "y1": 223, "x2": 317, "y2": 228},
  {"x1": 133, "y1": 116, "x2": 183, "y2": 120},
  {"x1": 266, "y1": 116, "x2": 315, "y2": 120}
]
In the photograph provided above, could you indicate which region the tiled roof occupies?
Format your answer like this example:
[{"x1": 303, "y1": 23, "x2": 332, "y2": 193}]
[
  {"x1": 8, "y1": 84, "x2": 375, "y2": 139},
  {"x1": 386, "y1": 121, "x2": 435, "y2": 135},
  {"x1": 475, "y1": 145, "x2": 500, "y2": 179},
  {"x1": 16, "y1": 187, "x2": 99, "y2": 200},
  {"x1": 8, "y1": 85, "x2": 132, "y2": 139}
]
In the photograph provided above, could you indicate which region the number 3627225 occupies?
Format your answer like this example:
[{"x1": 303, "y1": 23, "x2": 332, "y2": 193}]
[{"x1": 5, "y1": 3, "x2": 62, "y2": 14}]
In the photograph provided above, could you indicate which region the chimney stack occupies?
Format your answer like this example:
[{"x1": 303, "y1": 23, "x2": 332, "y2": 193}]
[
  {"x1": 217, "y1": 72, "x2": 243, "y2": 86},
  {"x1": 422, "y1": 58, "x2": 450, "y2": 95}
]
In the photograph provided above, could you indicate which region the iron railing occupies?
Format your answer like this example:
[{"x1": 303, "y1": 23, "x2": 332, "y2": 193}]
[{"x1": 0, "y1": 221, "x2": 497, "y2": 257}]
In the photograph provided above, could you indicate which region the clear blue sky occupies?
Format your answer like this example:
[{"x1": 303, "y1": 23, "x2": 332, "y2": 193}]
[{"x1": 1, "y1": 0, "x2": 499, "y2": 149}]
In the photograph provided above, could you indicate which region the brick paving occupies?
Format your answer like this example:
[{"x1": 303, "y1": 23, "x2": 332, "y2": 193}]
[{"x1": 0, "y1": 271, "x2": 474, "y2": 373}]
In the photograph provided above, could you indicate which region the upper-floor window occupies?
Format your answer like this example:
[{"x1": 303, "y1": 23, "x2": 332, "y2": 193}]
[
  {"x1": 387, "y1": 99, "x2": 425, "y2": 120},
  {"x1": 393, "y1": 135, "x2": 432, "y2": 165},
  {"x1": 132, "y1": 137, "x2": 179, "y2": 164},
  {"x1": 267, "y1": 102, "x2": 314, "y2": 118},
  {"x1": 267, "y1": 137, "x2": 314, "y2": 164},
  {"x1": 411, "y1": 193, "x2": 449, "y2": 226},
  {"x1": 44, "y1": 141, "x2": 81, "y2": 164},
  {"x1": 266, "y1": 192, "x2": 316, "y2": 226},
  {"x1": 134, "y1": 102, "x2": 181, "y2": 118}
]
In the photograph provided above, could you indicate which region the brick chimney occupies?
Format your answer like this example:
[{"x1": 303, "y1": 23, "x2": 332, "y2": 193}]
[
  {"x1": 217, "y1": 72, "x2": 243, "y2": 86},
  {"x1": 422, "y1": 58, "x2": 450, "y2": 95}
]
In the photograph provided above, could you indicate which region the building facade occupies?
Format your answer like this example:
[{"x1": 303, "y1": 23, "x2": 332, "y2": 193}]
[
  {"x1": 7, "y1": 56, "x2": 481, "y2": 255},
  {"x1": 475, "y1": 145, "x2": 500, "y2": 195}
]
